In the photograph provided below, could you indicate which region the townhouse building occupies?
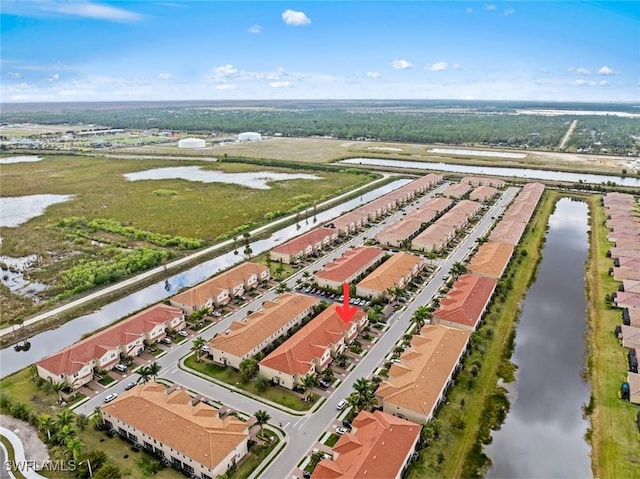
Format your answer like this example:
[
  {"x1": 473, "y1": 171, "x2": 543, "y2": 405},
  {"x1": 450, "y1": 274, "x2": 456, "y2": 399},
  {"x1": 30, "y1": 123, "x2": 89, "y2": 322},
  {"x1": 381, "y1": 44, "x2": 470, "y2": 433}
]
[
  {"x1": 170, "y1": 262, "x2": 270, "y2": 312},
  {"x1": 356, "y1": 253, "x2": 425, "y2": 299},
  {"x1": 208, "y1": 293, "x2": 319, "y2": 369},
  {"x1": 432, "y1": 274, "x2": 497, "y2": 332},
  {"x1": 270, "y1": 227, "x2": 339, "y2": 264},
  {"x1": 375, "y1": 324, "x2": 470, "y2": 424},
  {"x1": 36, "y1": 304, "x2": 184, "y2": 389},
  {"x1": 259, "y1": 307, "x2": 367, "y2": 389},
  {"x1": 101, "y1": 382, "x2": 249, "y2": 479},
  {"x1": 314, "y1": 247, "x2": 386, "y2": 290},
  {"x1": 312, "y1": 410, "x2": 420, "y2": 479}
]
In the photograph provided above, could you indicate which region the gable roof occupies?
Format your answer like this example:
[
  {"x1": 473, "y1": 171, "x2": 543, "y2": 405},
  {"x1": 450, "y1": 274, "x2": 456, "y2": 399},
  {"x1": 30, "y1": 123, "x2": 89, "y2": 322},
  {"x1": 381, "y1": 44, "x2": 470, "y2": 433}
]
[
  {"x1": 38, "y1": 304, "x2": 183, "y2": 376},
  {"x1": 259, "y1": 307, "x2": 366, "y2": 375},
  {"x1": 433, "y1": 274, "x2": 497, "y2": 329},
  {"x1": 375, "y1": 324, "x2": 470, "y2": 417},
  {"x1": 271, "y1": 227, "x2": 336, "y2": 256},
  {"x1": 171, "y1": 262, "x2": 268, "y2": 306},
  {"x1": 312, "y1": 410, "x2": 420, "y2": 479},
  {"x1": 315, "y1": 247, "x2": 385, "y2": 283},
  {"x1": 468, "y1": 241, "x2": 515, "y2": 278},
  {"x1": 357, "y1": 253, "x2": 424, "y2": 293},
  {"x1": 209, "y1": 293, "x2": 319, "y2": 357},
  {"x1": 102, "y1": 382, "x2": 248, "y2": 469}
]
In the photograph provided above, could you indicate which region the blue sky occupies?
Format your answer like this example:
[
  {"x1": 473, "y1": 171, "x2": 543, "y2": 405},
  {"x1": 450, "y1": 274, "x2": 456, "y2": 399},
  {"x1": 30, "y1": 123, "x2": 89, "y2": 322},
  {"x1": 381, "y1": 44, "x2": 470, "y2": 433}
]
[{"x1": 1, "y1": 1, "x2": 638, "y2": 103}]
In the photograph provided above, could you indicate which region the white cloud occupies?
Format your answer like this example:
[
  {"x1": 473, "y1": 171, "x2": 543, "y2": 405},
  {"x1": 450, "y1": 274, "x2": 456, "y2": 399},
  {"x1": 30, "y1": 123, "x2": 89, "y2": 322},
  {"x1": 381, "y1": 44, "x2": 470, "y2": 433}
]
[
  {"x1": 366, "y1": 71, "x2": 381, "y2": 79},
  {"x1": 599, "y1": 80, "x2": 608, "y2": 86},
  {"x1": 571, "y1": 79, "x2": 596, "y2": 86},
  {"x1": 390, "y1": 59, "x2": 413, "y2": 69},
  {"x1": 248, "y1": 24, "x2": 262, "y2": 34},
  {"x1": 485, "y1": 5, "x2": 497, "y2": 11},
  {"x1": 215, "y1": 84, "x2": 236, "y2": 91},
  {"x1": 7, "y1": 72, "x2": 22, "y2": 79},
  {"x1": 427, "y1": 62, "x2": 448, "y2": 72},
  {"x1": 44, "y1": 0, "x2": 143, "y2": 22},
  {"x1": 504, "y1": 8, "x2": 515, "y2": 15},
  {"x1": 569, "y1": 67, "x2": 591, "y2": 75},
  {"x1": 269, "y1": 81, "x2": 293, "y2": 88},
  {"x1": 47, "y1": 73, "x2": 59, "y2": 82},
  {"x1": 282, "y1": 9, "x2": 311, "y2": 26},
  {"x1": 598, "y1": 65, "x2": 614, "y2": 75},
  {"x1": 157, "y1": 72, "x2": 172, "y2": 80}
]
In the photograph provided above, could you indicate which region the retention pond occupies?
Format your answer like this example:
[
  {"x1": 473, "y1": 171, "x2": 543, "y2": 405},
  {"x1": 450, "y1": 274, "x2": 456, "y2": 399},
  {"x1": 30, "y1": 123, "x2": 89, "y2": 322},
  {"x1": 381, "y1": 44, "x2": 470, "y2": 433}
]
[{"x1": 485, "y1": 198, "x2": 592, "y2": 478}]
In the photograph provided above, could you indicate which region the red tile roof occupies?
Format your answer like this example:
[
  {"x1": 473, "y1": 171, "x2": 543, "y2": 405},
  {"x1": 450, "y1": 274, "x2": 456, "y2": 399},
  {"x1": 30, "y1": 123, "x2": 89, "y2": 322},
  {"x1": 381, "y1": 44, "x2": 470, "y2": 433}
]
[
  {"x1": 433, "y1": 274, "x2": 497, "y2": 329},
  {"x1": 38, "y1": 304, "x2": 183, "y2": 376},
  {"x1": 271, "y1": 227, "x2": 336, "y2": 255},
  {"x1": 312, "y1": 410, "x2": 420, "y2": 479},
  {"x1": 259, "y1": 307, "x2": 366, "y2": 376},
  {"x1": 468, "y1": 242, "x2": 515, "y2": 278},
  {"x1": 315, "y1": 247, "x2": 385, "y2": 283}
]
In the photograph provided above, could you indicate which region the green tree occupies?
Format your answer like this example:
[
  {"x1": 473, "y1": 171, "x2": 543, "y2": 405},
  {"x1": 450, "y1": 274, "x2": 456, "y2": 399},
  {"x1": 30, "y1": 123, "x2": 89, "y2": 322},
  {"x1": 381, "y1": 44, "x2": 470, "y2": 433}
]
[
  {"x1": 300, "y1": 374, "x2": 318, "y2": 401},
  {"x1": 254, "y1": 409, "x2": 271, "y2": 437},
  {"x1": 65, "y1": 437, "x2": 84, "y2": 462},
  {"x1": 137, "y1": 366, "x2": 151, "y2": 384},
  {"x1": 411, "y1": 305, "x2": 430, "y2": 331},
  {"x1": 192, "y1": 336, "x2": 206, "y2": 362},
  {"x1": 55, "y1": 410, "x2": 74, "y2": 428},
  {"x1": 147, "y1": 362, "x2": 162, "y2": 380},
  {"x1": 239, "y1": 358, "x2": 259, "y2": 382},
  {"x1": 309, "y1": 450, "x2": 326, "y2": 470},
  {"x1": 38, "y1": 414, "x2": 56, "y2": 441},
  {"x1": 253, "y1": 375, "x2": 269, "y2": 392},
  {"x1": 54, "y1": 424, "x2": 76, "y2": 446},
  {"x1": 93, "y1": 464, "x2": 123, "y2": 479},
  {"x1": 450, "y1": 261, "x2": 468, "y2": 278},
  {"x1": 75, "y1": 413, "x2": 88, "y2": 431},
  {"x1": 274, "y1": 263, "x2": 286, "y2": 280}
]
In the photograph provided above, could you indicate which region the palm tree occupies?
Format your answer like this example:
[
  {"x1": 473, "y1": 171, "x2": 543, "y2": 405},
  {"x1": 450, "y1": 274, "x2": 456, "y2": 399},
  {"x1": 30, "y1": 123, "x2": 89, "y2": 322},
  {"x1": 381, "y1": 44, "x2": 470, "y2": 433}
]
[
  {"x1": 91, "y1": 406, "x2": 104, "y2": 430},
  {"x1": 411, "y1": 305, "x2": 430, "y2": 330},
  {"x1": 75, "y1": 413, "x2": 88, "y2": 431},
  {"x1": 274, "y1": 263, "x2": 285, "y2": 280},
  {"x1": 192, "y1": 337, "x2": 206, "y2": 362},
  {"x1": 348, "y1": 378, "x2": 377, "y2": 412},
  {"x1": 309, "y1": 451, "x2": 326, "y2": 470},
  {"x1": 254, "y1": 410, "x2": 271, "y2": 438},
  {"x1": 54, "y1": 424, "x2": 75, "y2": 446},
  {"x1": 65, "y1": 438, "x2": 84, "y2": 462},
  {"x1": 38, "y1": 414, "x2": 55, "y2": 441},
  {"x1": 137, "y1": 366, "x2": 151, "y2": 384},
  {"x1": 55, "y1": 410, "x2": 74, "y2": 428},
  {"x1": 52, "y1": 382, "x2": 66, "y2": 403},
  {"x1": 300, "y1": 374, "x2": 318, "y2": 401},
  {"x1": 29, "y1": 364, "x2": 38, "y2": 380},
  {"x1": 147, "y1": 362, "x2": 162, "y2": 381},
  {"x1": 450, "y1": 261, "x2": 468, "y2": 278}
]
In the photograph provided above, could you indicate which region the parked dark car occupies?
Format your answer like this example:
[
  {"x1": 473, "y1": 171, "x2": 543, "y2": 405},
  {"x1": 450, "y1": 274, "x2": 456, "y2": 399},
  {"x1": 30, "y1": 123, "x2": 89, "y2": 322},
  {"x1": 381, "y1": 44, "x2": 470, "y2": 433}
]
[
  {"x1": 341, "y1": 419, "x2": 352, "y2": 429},
  {"x1": 318, "y1": 380, "x2": 330, "y2": 389}
]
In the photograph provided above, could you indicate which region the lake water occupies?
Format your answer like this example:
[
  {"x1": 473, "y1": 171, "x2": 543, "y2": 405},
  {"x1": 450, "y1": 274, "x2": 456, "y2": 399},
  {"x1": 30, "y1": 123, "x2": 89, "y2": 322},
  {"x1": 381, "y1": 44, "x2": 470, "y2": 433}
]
[
  {"x1": 429, "y1": 148, "x2": 527, "y2": 159},
  {"x1": 0, "y1": 179, "x2": 411, "y2": 376},
  {"x1": 485, "y1": 198, "x2": 592, "y2": 478},
  {"x1": 0, "y1": 155, "x2": 44, "y2": 164},
  {"x1": 0, "y1": 194, "x2": 74, "y2": 228},
  {"x1": 123, "y1": 166, "x2": 320, "y2": 189},
  {"x1": 339, "y1": 158, "x2": 640, "y2": 187}
]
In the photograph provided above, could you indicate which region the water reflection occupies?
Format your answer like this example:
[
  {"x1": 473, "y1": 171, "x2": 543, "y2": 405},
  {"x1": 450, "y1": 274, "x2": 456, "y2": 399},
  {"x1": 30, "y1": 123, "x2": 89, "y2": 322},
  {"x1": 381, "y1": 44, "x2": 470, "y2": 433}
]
[
  {"x1": 485, "y1": 199, "x2": 591, "y2": 478},
  {"x1": 339, "y1": 158, "x2": 640, "y2": 187},
  {"x1": 0, "y1": 194, "x2": 74, "y2": 228},
  {"x1": 0, "y1": 156, "x2": 44, "y2": 165},
  {"x1": 123, "y1": 166, "x2": 320, "y2": 189},
  {"x1": 0, "y1": 179, "x2": 411, "y2": 376}
]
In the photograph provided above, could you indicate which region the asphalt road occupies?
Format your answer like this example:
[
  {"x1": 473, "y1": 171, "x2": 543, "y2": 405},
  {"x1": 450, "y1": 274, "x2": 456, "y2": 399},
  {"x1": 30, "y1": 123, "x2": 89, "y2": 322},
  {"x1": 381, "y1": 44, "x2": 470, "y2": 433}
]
[{"x1": 75, "y1": 185, "x2": 520, "y2": 479}]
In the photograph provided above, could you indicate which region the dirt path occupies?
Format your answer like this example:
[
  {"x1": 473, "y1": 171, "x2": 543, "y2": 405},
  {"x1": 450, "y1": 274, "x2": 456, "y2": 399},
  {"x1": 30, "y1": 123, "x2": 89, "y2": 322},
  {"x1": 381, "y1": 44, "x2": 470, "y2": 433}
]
[
  {"x1": 559, "y1": 119, "x2": 578, "y2": 149},
  {"x1": 0, "y1": 415, "x2": 49, "y2": 463}
]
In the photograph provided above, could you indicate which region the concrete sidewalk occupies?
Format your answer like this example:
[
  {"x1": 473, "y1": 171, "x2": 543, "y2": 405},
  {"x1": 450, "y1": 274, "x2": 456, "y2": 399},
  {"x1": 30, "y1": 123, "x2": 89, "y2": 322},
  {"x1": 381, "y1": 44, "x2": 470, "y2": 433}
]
[{"x1": 0, "y1": 427, "x2": 47, "y2": 479}]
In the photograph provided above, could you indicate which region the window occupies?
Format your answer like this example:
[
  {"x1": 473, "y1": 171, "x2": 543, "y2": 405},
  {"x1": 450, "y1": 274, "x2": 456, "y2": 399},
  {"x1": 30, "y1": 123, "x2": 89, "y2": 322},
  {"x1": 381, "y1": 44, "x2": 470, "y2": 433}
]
[
  {"x1": 183, "y1": 464, "x2": 194, "y2": 474},
  {"x1": 118, "y1": 427, "x2": 127, "y2": 436},
  {"x1": 144, "y1": 441, "x2": 153, "y2": 450},
  {"x1": 171, "y1": 457, "x2": 181, "y2": 467}
]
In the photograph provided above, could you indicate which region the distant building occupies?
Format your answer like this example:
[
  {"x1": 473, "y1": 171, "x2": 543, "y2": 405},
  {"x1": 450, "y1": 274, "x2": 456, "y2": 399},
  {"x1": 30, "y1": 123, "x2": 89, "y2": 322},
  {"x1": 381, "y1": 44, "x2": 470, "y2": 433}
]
[
  {"x1": 238, "y1": 132, "x2": 262, "y2": 142},
  {"x1": 178, "y1": 138, "x2": 206, "y2": 148}
]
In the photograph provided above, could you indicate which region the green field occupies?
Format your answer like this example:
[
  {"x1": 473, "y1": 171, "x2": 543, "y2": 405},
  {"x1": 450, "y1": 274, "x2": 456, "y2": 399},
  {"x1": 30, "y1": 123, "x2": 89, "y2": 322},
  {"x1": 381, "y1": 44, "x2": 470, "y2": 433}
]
[{"x1": 0, "y1": 154, "x2": 374, "y2": 324}]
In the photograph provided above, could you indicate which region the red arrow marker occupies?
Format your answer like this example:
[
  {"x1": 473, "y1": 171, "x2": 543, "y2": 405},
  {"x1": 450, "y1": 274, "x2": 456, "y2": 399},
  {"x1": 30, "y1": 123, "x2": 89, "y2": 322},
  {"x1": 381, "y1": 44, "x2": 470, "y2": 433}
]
[{"x1": 336, "y1": 282, "x2": 357, "y2": 323}]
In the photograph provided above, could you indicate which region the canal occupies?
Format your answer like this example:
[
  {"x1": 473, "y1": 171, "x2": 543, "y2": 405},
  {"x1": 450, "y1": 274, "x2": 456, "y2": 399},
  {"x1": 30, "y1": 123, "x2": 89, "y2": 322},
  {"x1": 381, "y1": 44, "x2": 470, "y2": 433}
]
[{"x1": 485, "y1": 198, "x2": 592, "y2": 478}]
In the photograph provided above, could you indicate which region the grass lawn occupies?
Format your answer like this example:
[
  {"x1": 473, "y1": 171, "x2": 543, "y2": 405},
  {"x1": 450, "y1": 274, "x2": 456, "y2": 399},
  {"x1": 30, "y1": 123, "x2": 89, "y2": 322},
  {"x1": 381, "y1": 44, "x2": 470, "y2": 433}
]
[
  {"x1": 586, "y1": 195, "x2": 640, "y2": 479},
  {"x1": 409, "y1": 189, "x2": 559, "y2": 478},
  {"x1": 232, "y1": 429, "x2": 280, "y2": 479},
  {"x1": 184, "y1": 355, "x2": 315, "y2": 411},
  {"x1": 0, "y1": 367, "x2": 65, "y2": 414},
  {"x1": 324, "y1": 433, "x2": 340, "y2": 447},
  {"x1": 97, "y1": 375, "x2": 115, "y2": 386}
]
